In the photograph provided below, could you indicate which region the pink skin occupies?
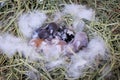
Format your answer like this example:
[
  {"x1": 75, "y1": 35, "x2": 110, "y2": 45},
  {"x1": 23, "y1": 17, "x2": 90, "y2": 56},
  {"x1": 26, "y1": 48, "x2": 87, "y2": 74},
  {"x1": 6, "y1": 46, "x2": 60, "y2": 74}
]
[
  {"x1": 39, "y1": 38, "x2": 67, "y2": 54},
  {"x1": 30, "y1": 25, "x2": 88, "y2": 57},
  {"x1": 71, "y1": 32, "x2": 88, "y2": 52},
  {"x1": 29, "y1": 38, "x2": 44, "y2": 48},
  {"x1": 29, "y1": 32, "x2": 88, "y2": 57},
  {"x1": 29, "y1": 38, "x2": 67, "y2": 54},
  {"x1": 63, "y1": 32, "x2": 88, "y2": 57}
]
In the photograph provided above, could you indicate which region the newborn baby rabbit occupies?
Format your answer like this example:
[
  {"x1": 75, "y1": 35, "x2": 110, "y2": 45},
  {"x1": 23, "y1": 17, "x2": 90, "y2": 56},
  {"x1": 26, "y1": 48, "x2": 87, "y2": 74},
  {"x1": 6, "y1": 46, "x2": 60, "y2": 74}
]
[
  {"x1": 32, "y1": 22, "x2": 59, "y2": 40},
  {"x1": 45, "y1": 22, "x2": 59, "y2": 37},
  {"x1": 30, "y1": 22, "x2": 88, "y2": 57},
  {"x1": 72, "y1": 32, "x2": 88, "y2": 52},
  {"x1": 30, "y1": 22, "x2": 61, "y2": 48},
  {"x1": 65, "y1": 32, "x2": 88, "y2": 56}
]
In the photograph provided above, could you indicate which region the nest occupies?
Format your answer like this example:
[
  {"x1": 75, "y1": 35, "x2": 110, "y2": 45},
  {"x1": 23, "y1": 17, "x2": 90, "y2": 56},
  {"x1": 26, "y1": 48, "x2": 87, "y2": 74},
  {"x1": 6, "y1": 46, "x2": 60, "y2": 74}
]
[{"x1": 0, "y1": 0, "x2": 119, "y2": 80}]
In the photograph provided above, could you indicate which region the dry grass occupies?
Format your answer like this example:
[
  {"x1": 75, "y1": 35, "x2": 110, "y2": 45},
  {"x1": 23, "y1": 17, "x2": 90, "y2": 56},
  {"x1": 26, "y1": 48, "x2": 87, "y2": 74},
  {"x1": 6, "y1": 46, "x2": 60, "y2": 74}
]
[{"x1": 0, "y1": 0, "x2": 120, "y2": 80}]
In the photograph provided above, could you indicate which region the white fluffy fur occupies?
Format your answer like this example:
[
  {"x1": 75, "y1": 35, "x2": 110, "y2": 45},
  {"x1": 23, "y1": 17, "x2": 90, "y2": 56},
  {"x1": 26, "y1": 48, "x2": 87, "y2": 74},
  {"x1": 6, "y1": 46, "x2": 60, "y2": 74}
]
[
  {"x1": 53, "y1": 12, "x2": 63, "y2": 22},
  {"x1": 46, "y1": 59, "x2": 64, "y2": 69},
  {"x1": 0, "y1": 34, "x2": 40, "y2": 61},
  {"x1": 39, "y1": 39, "x2": 63, "y2": 61},
  {"x1": 0, "y1": 34, "x2": 21, "y2": 56},
  {"x1": 63, "y1": 4, "x2": 95, "y2": 32},
  {"x1": 67, "y1": 57, "x2": 87, "y2": 78},
  {"x1": 63, "y1": 4, "x2": 95, "y2": 21},
  {"x1": 18, "y1": 10, "x2": 47, "y2": 38},
  {"x1": 67, "y1": 37, "x2": 107, "y2": 78},
  {"x1": 72, "y1": 19, "x2": 85, "y2": 32},
  {"x1": 26, "y1": 70, "x2": 40, "y2": 80}
]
